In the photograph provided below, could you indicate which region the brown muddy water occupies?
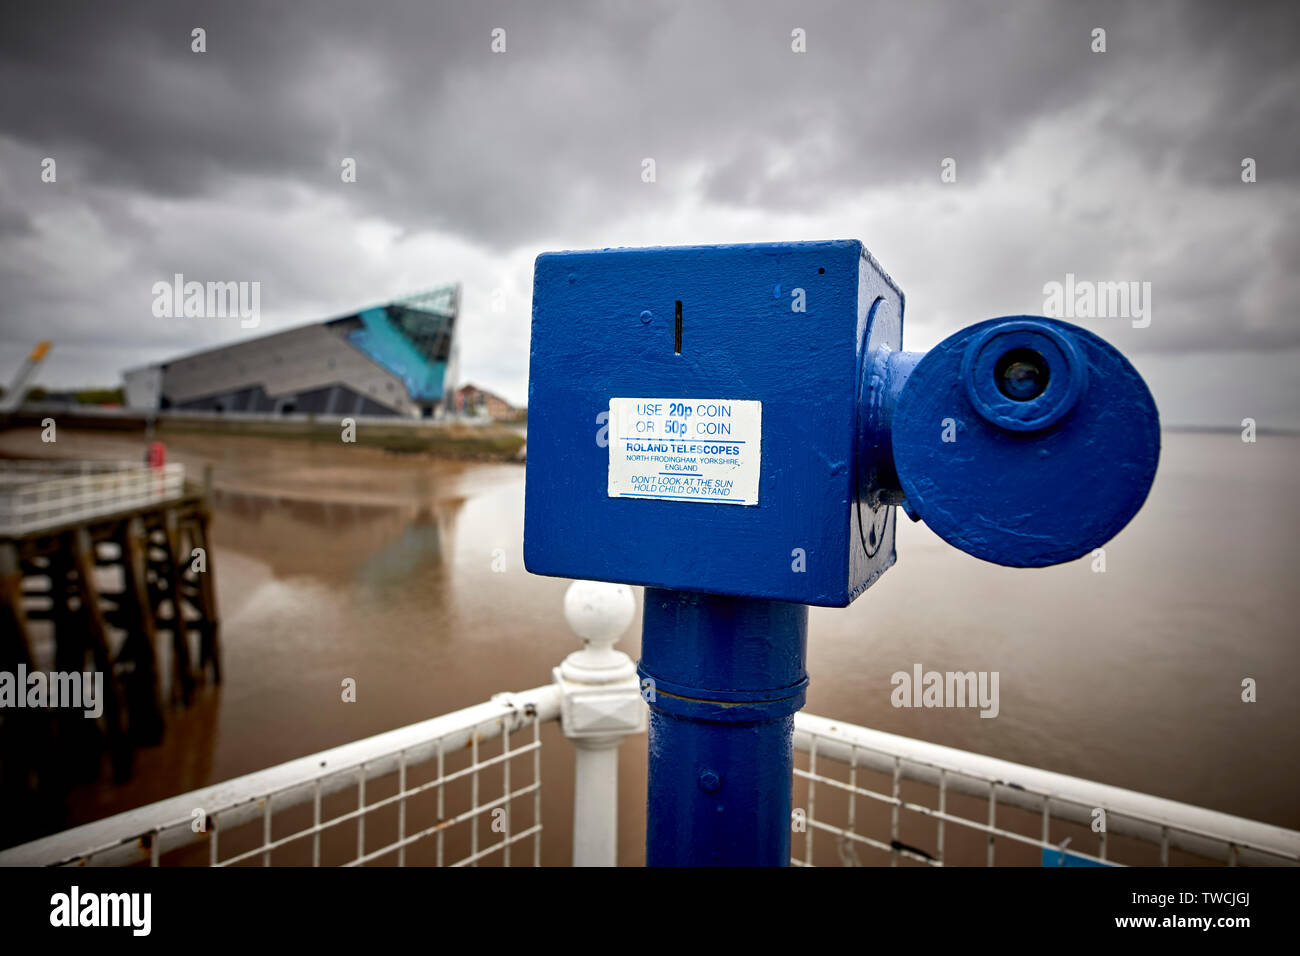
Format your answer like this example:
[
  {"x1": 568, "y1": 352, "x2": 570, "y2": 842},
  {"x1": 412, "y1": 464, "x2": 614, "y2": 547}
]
[{"x1": 2, "y1": 427, "x2": 1297, "y2": 866}]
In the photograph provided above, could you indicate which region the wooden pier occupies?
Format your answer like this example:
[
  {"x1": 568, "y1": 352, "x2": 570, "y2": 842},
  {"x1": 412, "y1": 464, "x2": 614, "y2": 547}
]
[{"x1": 0, "y1": 460, "x2": 220, "y2": 846}]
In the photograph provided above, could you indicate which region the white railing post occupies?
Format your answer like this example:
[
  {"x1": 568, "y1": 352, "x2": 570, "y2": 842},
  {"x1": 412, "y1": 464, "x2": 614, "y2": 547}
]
[{"x1": 553, "y1": 580, "x2": 646, "y2": 867}]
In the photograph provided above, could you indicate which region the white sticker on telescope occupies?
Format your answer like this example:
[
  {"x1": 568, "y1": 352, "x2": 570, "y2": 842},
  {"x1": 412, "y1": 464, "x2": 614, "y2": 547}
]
[{"x1": 607, "y1": 398, "x2": 761, "y2": 506}]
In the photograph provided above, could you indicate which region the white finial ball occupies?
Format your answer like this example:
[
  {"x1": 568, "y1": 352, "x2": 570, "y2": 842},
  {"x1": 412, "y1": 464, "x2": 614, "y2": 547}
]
[{"x1": 564, "y1": 580, "x2": 635, "y2": 643}]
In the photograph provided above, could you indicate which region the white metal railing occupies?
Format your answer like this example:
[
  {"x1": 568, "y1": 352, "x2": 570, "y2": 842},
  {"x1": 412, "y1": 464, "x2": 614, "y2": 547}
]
[
  {"x1": 0, "y1": 461, "x2": 185, "y2": 535},
  {"x1": 0, "y1": 458, "x2": 141, "y2": 484},
  {"x1": 791, "y1": 714, "x2": 1300, "y2": 867},
  {"x1": 0, "y1": 688, "x2": 559, "y2": 867},
  {"x1": 1, "y1": 581, "x2": 1295, "y2": 867}
]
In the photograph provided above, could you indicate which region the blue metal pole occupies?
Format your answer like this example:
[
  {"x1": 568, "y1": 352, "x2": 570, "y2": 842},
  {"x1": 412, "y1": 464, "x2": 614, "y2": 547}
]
[{"x1": 638, "y1": 588, "x2": 808, "y2": 866}]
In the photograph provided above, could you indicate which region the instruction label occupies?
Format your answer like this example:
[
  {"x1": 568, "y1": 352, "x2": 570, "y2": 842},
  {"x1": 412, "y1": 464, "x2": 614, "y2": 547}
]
[{"x1": 607, "y1": 398, "x2": 761, "y2": 505}]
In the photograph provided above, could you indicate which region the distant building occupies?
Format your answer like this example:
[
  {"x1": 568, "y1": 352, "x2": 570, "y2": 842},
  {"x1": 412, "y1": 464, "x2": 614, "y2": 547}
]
[
  {"x1": 123, "y1": 286, "x2": 461, "y2": 419},
  {"x1": 454, "y1": 384, "x2": 514, "y2": 419}
]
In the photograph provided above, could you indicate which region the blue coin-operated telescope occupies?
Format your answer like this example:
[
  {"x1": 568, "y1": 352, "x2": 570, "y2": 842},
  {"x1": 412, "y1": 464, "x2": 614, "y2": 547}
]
[{"x1": 523, "y1": 240, "x2": 1159, "y2": 866}]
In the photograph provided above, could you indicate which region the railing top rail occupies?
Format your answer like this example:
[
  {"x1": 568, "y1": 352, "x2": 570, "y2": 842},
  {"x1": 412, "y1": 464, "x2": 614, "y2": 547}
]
[{"x1": 0, "y1": 458, "x2": 144, "y2": 471}]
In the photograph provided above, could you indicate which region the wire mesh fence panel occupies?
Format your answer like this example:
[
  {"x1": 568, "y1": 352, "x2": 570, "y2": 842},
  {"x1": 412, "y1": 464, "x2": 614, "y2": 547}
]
[
  {"x1": 791, "y1": 719, "x2": 1296, "y2": 868},
  {"x1": 0, "y1": 689, "x2": 558, "y2": 868},
  {"x1": 167, "y1": 717, "x2": 544, "y2": 868}
]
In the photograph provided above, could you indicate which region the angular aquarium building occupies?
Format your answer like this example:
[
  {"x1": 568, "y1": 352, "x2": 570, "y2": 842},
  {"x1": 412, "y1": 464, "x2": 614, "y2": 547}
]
[{"x1": 123, "y1": 285, "x2": 460, "y2": 419}]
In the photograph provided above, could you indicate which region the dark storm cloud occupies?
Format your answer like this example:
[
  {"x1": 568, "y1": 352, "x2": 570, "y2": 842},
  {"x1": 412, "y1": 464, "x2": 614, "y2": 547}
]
[
  {"x1": 1094, "y1": 1, "x2": 1300, "y2": 185},
  {"x1": 6, "y1": 1, "x2": 1293, "y2": 245},
  {"x1": 0, "y1": 204, "x2": 33, "y2": 238},
  {"x1": 0, "y1": 0, "x2": 1296, "y2": 418},
  {"x1": 1, "y1": 0, "x2": 664, "y2": 244}
]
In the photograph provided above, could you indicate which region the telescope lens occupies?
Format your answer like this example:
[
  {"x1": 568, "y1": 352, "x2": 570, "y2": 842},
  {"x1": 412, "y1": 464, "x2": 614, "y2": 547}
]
[{"x1": 995, "y1": 348, "x2": 1049, "y2": 401}]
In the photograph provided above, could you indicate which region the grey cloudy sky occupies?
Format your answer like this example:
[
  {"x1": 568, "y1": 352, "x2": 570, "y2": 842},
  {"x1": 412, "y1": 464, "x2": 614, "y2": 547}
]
[{"x1": 1, "y1": 0, "x2": 1297, "y2": 425}]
